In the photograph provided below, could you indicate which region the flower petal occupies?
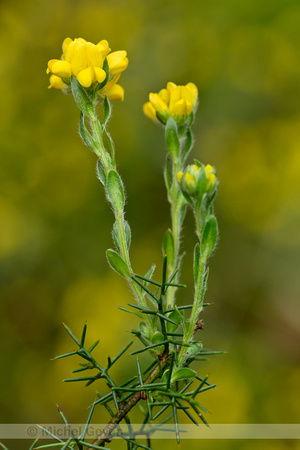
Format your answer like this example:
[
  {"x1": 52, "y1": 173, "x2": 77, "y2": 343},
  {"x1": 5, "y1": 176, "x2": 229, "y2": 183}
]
[
  {"x1": 107, "y1": 51, "x2": 128, "y2": 76},
  {"x1": 106, "y1": 84, "x2": 125, "y2": 101},
  {"x1": 48, "y1": 75, "x2": 65, "y2": 89},
  {"x1": 97, "y1": 40, "x2": 111, "y2": 57},
  {"x1": 77, "y1": 68, "x2": 93, "y2": 87},
  {"x1": 143, "y1": 102, "x2": 157, "y2": 120},
  {"x1": 94, "y1": 67, "x2": 106, "y2": 83},
  {"x1": 51, "y1": 60, "x2": 72, "y2": 78}
]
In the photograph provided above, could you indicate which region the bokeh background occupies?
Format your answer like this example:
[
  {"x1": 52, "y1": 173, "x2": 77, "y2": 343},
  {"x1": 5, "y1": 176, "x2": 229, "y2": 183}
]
[{"x1": 0, "y1": 0, "x2": 299, "y2": 448}]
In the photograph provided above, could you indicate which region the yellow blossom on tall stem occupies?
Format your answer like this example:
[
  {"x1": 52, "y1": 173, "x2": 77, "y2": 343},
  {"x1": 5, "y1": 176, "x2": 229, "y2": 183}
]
[
  {"x1": 46, "y1": 37, "x2": 128, "y2": 101},
  {"x1": 143, "y1": 81, "x2": 198, "y2": 124}
]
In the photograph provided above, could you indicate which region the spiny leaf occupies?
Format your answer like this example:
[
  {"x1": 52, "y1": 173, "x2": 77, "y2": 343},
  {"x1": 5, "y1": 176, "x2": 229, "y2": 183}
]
[
  {"x1": 63, "y1": 376, "x2": 96, "y2": 382},
  {"x1": 80, "y1": 322, "x2": 87, "y2": 346},
  {"x1": 29, "y1": 439, "x2": 39, "y2": 450},
  {"x1": 62, "y1": 323, "x2": 81, "y2": 347},
  {"x1": 131, "y1": 276, "x2": 160, "y2": 303},
  {"x1": 52, "y1": 351, "x2": 77, "y2": 360},
  {"x1": 77, "y1": 441, "x2": 107, "y2": 449},
  {"x1": 134, "y1": 274, "x2": 162, "y2": 288},
  {"x1": 88, "y1": 339, "x2": 100, "y2": 353},
  {"x1": 109, "y1": 341, "x2": 134, "y2": 366},
  {"x1": 118, "y1": 305, "x2": 143, "y2": 319}
]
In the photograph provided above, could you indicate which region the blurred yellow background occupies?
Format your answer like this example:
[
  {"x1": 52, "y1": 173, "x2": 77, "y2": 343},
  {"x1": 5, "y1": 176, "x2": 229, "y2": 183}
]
[{"x1": 0, "y1": 0, "x2": 299, "y2": 448}]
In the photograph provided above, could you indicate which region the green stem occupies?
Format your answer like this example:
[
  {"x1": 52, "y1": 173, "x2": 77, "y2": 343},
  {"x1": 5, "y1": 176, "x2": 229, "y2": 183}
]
[
  {"x1": 90, "y1": 114, "x2": 111, "y2": 173},
  {"x1": 177, "y1": 258, "x2": 206, "y2": 368},
  {"x1": 166, "y1": 156, "x2": 184, "y2": 308},
  {"x1": 89, "y1": 109, "x2": 155, "y2": 332},
  {"x1": 177, "y1": 197, "x2": 208, "y2": 368},
  {"x1": 92, "y1": 353, "x2": 172, "y2": 446}
]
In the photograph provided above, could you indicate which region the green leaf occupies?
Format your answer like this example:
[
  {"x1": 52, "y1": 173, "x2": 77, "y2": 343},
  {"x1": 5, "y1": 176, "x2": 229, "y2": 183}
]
[
  {"x1": 179, "y1": 202, "x2": 188, "y2": 228},
  {"x1": 166, "y1": 310, "x2": 181, "y2": 333},
  {"x1": 96, "y1": 159, "x2": 106, "y2": 185},
  {"x1": 95, "y1": 57, "x2": 109, "y2": 93},
  {"x1": 139, "y1": 322, "x2": 151, "y2": 340},
  {"x1": 112, "y1": 220, "x2": 131, "y2": 251},
  {"x1": 165, "y1": 116, "x2": 180, "y2": 158},
  {"x1": 162, "y1": 229, "x2": 174, "y2": 264},
  {"x1": 193, "y1": 243, "x2": 201, "y2": 284},
  {"x1": 106, "y1": 249, "x2": 130, "y2": 278},
  {"x1": 151, "y1": 331, "x2": 164, "y2": 344},
  {"x1": 103, "y1": 95, "x2": 111, "y2": 124},
  {"x1": 144, "y1": 264, "x2": 156, "y2": 284},
  {"x1": 151, "y1": 331, "x2": 165, "y2": 356},
  {"x1": 181, "y1": 189, "x2": 194, "y2": 207},
  {"x1": 175, "y1": 306, "x2": 189, "y2": 335},
  {"x1": 79, "y1": 112, "x2": 96, "y2": 151},
  {"x1": 195, "y1": 165, "x2": 207, "y2": 196},
  {"x1": 104, "y1": 129, "x2": 115, "y2": 164},
  {"x1": 164, "y1": 154, "x2": 172, "y2": 191},
  {"x1": 171, "y1": 367, "x2": 196, "y2": 383},
  {"x1": 161, "y1": 368, "x2": 169, "y2": 384},
  {"x1": 183, "y1": 342, "x2": 203, "y2": 362},
  {"x1": 71, "y1": 77, "x2": 94, "y2": 118},
  {"x1": 201, "y1": 215, "x2": 218, "y2": 259},
  {"x1": 106, "y1": 169, "x2": 125, "y2": 211},
  {"x1": 182, "y1": 127, "x2": 193, "y2": 162}
]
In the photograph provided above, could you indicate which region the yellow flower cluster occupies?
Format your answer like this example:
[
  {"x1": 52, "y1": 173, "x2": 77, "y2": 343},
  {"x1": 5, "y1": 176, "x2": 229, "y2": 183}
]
[
  {"x1": 47, "y1": 37, "x2": 128, "y2": 101},
  {"x1": 177, "y1": 164, "x2": 217, "y2": 196},
  {"x1": 143, "y1": 82, "x2": 198, "y2": 124}
]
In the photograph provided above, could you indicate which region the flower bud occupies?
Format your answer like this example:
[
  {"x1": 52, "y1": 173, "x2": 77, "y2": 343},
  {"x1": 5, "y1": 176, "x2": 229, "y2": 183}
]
[
  {"x1": 177, "y1": 164, "x2": 201, "y2": 196},
  {"x1": 177, "y1": 163, "x2": 217, "y2": 198},
  {"x1": 205, "y1": 164, "x2": 217, "y2": 192}
]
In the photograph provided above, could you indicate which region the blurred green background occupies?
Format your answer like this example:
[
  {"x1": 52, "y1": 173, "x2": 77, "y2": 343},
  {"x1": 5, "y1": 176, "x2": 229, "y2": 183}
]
[{"x1": 0, "y1": 0, "x2": 299, "y2": 448}]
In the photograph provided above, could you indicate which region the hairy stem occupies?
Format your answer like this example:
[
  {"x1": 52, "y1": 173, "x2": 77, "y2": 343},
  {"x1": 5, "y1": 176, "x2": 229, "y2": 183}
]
[{"x1": 89, "y1": 108, "x2": 155, "y2": 331}]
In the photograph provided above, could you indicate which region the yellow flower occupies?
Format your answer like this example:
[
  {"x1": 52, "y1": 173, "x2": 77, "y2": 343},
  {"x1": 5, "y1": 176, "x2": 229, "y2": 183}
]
[
  {"x1": 48, "y1": 74, "x2": 67, "y2": 90},
  {"x1": 149, "y1": 93, "x2": 169, "y2": 120},
  {"x1": 205, "y1": 164, "x2": 217, "y2": 192},
  {"x1": 107, "y1": 51, "x2": 128, "y2": 76},
  {"x1": 104, "y1": 83, "x2": 125, "y2": 102},
  {"x1": 143, "y1": 82, "x2": 198, "y2": 124},
  {"x1": 143, "y1": 102, "x2": 157, "y2": 120},
  {"x1": 47, "y1": 37, "x2": 128, "y2": 97}
]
